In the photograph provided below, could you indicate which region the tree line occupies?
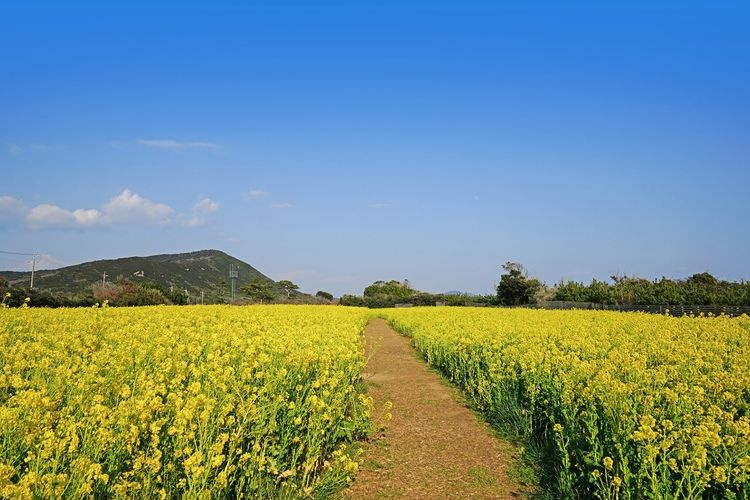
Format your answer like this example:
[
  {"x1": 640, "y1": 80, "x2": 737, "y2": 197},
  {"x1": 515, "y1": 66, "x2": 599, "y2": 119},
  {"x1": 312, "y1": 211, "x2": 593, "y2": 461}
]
[
  {"x1": 553, "y1": 272, "x2": 750, "y2": 306},
  {"x1": 339, "y1": 263, "x2": 750, "y2": 308},
  {"x1": 338, "y1": 263, "x2": 541, "y2": 308},
  {"x1": 339, "y1": 280, "x2": 496, "y2": 308},
  {"x1": 4, "y1": 264, "x2": 747, "y2": 308}
]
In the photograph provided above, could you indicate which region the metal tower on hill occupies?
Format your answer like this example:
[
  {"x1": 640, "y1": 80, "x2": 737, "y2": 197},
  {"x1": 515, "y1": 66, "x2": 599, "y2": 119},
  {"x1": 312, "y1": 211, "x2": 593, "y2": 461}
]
[{"x1": 229, "y1": 264, "x2": 238, "y2": 303}]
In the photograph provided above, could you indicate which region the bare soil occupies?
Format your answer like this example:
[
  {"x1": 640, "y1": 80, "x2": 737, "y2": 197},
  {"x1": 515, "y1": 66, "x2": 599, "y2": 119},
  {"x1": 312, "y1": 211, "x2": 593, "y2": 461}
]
[{"x1": 342, "y1": 318, "x2": 530, "y2": 499}]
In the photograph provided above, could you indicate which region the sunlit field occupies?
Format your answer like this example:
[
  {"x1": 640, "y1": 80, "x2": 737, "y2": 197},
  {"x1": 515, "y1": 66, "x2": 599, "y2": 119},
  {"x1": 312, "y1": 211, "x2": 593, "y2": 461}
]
[
  {"x1": 0, "y1": 305, "x2": 371, "y2": 498},
  {"x1": 3, "y1": 303, "x2": 749, "y2": 498},
  {"x1": 382, "y1": 307, "x2": 750, "y2": 499}
]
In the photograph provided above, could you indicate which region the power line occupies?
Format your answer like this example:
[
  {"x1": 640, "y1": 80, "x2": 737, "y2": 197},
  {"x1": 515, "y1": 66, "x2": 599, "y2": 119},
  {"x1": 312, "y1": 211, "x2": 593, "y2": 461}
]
[{"x1": 0, "y1": 250, "x2": 39, "y2": 289}]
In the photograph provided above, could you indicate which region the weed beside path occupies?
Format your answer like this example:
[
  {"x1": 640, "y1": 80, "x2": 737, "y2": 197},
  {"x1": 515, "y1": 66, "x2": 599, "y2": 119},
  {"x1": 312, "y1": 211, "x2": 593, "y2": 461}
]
[{"x1": 343, "y1": 319, "x2": 531, "y2": 499}]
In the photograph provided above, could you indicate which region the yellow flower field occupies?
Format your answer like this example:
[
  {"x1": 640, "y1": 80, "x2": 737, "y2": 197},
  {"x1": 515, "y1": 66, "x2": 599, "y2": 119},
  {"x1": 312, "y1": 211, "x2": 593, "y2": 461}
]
[
  {"x1": 0, "y1": 305, "x2": 372, "y2": 499},
  {"x1": 381, "y1": 307, "x2": 750, "y2": 499}
]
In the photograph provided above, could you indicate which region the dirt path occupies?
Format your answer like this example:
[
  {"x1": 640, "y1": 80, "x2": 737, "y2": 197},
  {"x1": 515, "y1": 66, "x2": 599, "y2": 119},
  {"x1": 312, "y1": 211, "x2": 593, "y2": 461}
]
[{"x1": 343, "y1": 319, "x2": 528, "y2": 499}]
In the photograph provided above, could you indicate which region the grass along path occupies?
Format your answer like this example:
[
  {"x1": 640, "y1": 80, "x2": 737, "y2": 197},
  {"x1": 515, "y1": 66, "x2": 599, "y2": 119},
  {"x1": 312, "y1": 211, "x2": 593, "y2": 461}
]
[{"x1": 343, "y1": 318, "x2": 530, "y2": 499}]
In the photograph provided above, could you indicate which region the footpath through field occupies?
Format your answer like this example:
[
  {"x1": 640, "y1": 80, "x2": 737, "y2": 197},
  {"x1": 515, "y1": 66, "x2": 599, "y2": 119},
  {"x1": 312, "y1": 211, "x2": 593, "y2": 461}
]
[{"x1": 343, "y1": 318, "x2": 528, "y2": 499}]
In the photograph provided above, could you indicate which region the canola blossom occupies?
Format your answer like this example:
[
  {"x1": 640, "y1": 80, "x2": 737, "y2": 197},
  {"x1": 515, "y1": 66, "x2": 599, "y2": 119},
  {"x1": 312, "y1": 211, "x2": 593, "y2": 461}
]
[
  {"x1": 0, "y1": 305, "x2": 372, "y2": 498},
  {"x1": 381, "y1": 307, "x2": 750, "y2": 499}
]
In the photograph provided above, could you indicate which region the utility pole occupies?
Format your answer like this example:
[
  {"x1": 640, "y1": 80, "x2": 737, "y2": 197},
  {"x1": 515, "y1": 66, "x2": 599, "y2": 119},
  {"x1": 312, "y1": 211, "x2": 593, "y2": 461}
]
[
  {"x1": 30, "y1": 254, "x2": 36, "y2": 289},
  {"x1": 201, "y1": 290, "x2": 204, "y2": 305},
  {"x1": 102, "y1": 272, "x2": 108, "y2": 285},
  {"x1": 0, "y1": 250, "x2": 40, "y2": 289}
]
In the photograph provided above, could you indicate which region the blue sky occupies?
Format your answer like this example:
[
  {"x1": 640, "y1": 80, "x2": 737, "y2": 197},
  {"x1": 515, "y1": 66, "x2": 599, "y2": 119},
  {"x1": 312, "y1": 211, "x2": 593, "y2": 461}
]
[{"x1": 1, "y1": 1, "x2": 748, "y2": 296}]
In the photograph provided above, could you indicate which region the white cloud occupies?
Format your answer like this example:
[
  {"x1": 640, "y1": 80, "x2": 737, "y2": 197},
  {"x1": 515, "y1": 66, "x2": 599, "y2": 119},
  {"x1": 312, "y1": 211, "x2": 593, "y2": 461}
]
[
  {"x1": 0, "y1": 195, "x2": 26, "y2": 217},
  {"x1": 27, "y1": 204, "x2": 102, "y2": 229},
  {"x1": 270, "y1": 202, "x2": 293, "y2": 209},
  {"x1": 138, "y1": 139, "x2": 218, "y2": 151},
  {"x1": 23, "y1": 190, "x2": 171, "y2": 229},
  {"x1": 369, "y1": 203, "x2": 391, "y2": 209},
  {"x1": 8, "y1": 144, "x2": 22, "y2": 155},
  {"x1": 103, "y1": 189, "x2": 173, "y2": 225},
  {"x1": 194, "y1": 198, "x2": 219, "y2": 215},
  {"x1": 245, "y1": 189, "x2": 268, "y2": 200},
  {"x1": 185, "y1": 198, "x2": 219, "y2": 227},
  {"x1": 3, "y1": 190, "x2": 217, "y2": 230}
]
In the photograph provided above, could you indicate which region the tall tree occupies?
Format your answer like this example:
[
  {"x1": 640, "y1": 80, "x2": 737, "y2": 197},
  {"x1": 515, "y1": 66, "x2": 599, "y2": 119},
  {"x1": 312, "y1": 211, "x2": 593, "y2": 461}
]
[
  {"x1": 277, "y1": 280, "x2": 299, "y2": 298},
  {"x1": 496, "y1": 262, "x2": 541, "y2": 306},
  {"x1": 241, "y1": 278, "x2": 276, "y2": 303},
  {"x1": 363, "y1": 280, "x2": 413, "y2": 300}
]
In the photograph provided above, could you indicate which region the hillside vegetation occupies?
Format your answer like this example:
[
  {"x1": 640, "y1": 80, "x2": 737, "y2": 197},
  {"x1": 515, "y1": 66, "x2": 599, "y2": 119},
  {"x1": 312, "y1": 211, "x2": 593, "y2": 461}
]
[
  {"x1": 1, "y1": 250, "x2": 270, "y2": 300},
  {"x1": 0, "y1": 250, "x2": 318, "y2": 306}
]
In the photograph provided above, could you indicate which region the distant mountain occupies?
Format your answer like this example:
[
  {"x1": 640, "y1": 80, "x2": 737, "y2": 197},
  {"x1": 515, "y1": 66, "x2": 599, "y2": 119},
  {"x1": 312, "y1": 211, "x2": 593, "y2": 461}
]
[{"x1": 0, "y1": 249, "x2": 278, "y2": 302}]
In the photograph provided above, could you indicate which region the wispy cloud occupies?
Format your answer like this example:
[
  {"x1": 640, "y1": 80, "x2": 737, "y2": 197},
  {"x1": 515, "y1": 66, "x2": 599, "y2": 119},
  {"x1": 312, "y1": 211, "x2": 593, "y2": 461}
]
[
  {"x1": 35, "y1": 254, "x2": 65, "y2": 269},
  {"x1": 245, "y1": 189, "x2": 294, "y2": 209},
  {"x1": 244, "y1": 189, "x2": 268, "y2": 201},
  {"x1": 8, "y1": 143, "x2": 50, "y2": 155},
  {"x1": 137, "y1": 139, "x2": 218, "y2": 151},
  {"x1": 185, "y1": 198, "x2": 220, "y2": 227},
  {"x1": 369, "y1": 203, "x2": 391, "y2": 209},
  {"x1": 273, "y1": 269, "x2": 361, "y2": 287},
  {"x1": 0, "y1": 195, "x2": 26, "y2": 217}
]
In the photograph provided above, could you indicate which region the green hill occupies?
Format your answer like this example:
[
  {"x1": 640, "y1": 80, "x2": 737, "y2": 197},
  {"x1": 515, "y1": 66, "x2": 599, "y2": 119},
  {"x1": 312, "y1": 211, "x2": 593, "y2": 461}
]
[{"x1": 0, "y1": 249, "x2": 280, "y2": 303}]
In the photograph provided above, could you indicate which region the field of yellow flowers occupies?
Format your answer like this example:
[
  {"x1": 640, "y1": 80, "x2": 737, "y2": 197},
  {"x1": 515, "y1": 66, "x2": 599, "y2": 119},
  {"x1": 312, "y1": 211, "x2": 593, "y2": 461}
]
[
  {"x1": 382, "y1": 307, "x2": 750, "y2": 499},
  {"x1": 0, "y1": 305, "x2": 372, "y2": 498}
]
